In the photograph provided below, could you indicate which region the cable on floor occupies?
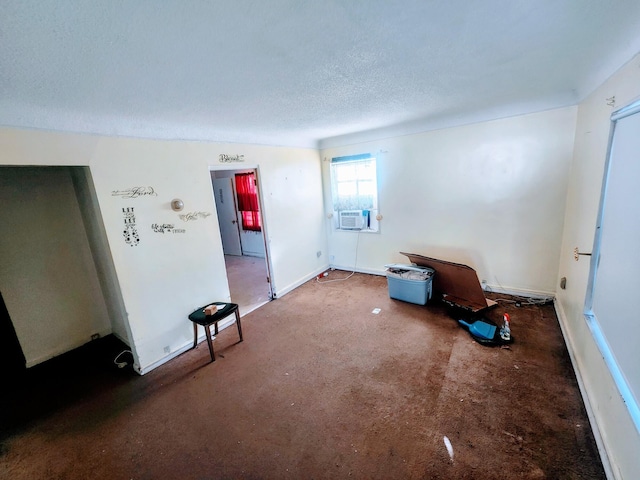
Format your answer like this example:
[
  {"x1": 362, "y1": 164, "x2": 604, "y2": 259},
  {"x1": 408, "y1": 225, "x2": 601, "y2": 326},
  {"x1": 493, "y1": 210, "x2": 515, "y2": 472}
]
[
  {"x1": 485, "y1": 278, "x2": 554, "y2": 306},
  {"x1": 317, "y1": 230, "x2": 361, "y2": 284},
  {"x1": 114, "y1": 349, "x2": 133, "y2": 368}
]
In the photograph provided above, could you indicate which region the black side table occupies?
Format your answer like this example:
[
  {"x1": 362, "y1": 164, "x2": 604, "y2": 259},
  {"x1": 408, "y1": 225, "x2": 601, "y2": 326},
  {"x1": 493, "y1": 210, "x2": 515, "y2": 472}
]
[{"x1": 188, "y1": 302, "x2": 243, "y2": 362}]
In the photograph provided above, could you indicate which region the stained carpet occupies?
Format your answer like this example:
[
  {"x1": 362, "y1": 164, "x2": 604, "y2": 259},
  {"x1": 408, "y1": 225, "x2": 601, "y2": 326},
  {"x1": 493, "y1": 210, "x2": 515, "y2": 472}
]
[{"x1": 0, "y1": 272, "x2": 604, "y2": 479}]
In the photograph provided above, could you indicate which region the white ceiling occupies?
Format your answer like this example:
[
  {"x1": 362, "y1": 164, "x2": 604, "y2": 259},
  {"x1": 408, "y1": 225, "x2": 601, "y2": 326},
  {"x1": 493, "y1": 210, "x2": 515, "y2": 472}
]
[{"x1": 2, "y1": 1, "x2": 640, "y2": 149}]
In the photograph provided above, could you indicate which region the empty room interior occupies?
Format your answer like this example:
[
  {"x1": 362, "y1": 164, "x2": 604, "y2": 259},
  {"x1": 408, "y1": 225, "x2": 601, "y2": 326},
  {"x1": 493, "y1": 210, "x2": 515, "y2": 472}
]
[{"x1": 1, "y1": 2, "x2": 640, "y2": 479}]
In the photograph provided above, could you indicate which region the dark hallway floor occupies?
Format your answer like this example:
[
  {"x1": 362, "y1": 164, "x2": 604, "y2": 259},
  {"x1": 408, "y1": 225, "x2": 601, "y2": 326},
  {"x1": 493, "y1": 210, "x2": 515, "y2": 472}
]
[{"x1": 0, "y1": 273, "x2": 605, "y2": 479}]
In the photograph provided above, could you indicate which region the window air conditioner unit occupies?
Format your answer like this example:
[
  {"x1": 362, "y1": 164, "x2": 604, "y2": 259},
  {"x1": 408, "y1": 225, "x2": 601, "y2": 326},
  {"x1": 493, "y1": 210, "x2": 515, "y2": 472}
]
[{"x1": 339, "y1": 210, "x2": 366, "y2": 230}]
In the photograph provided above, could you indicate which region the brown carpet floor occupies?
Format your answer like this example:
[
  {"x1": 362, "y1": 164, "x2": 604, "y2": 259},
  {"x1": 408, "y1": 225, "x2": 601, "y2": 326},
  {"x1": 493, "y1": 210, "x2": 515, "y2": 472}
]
[{"x1": 0, "y1": 272, "x2": 605, "y2": 479}]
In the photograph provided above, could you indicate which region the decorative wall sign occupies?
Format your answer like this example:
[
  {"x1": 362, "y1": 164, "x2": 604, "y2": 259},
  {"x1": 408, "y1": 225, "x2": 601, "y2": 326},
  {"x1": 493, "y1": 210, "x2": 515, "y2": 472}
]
[
  {"x1": 179, "y1": 211, "x2": 212, "y2": 222},
  {"x1": 219, "y1": 154, "x2": 245, "y2": 163},
  {"x1": 112, "y1": 186, "x2": 158, "y2": 198},
  {"x1": 151, "y1": 223, "x2": 186, "y2": 234},
  {"x1": 152, "y1": 223, "x2": 175, "y2": 233},
  {"x1": 122, "y1": 207, "x2": 140, "y2": 246}
]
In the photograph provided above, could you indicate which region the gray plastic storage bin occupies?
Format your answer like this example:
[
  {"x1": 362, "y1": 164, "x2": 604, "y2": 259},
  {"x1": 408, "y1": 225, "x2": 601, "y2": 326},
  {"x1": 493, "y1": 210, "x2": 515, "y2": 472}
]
[{"x1": 385, "y1": 264, "x2": 434, "y2": 305}]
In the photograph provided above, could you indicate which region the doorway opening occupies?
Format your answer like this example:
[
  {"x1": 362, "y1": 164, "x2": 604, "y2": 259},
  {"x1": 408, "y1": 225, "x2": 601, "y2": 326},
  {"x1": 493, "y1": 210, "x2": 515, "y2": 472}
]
[
  {"x1": 210, "y1": 168, "x2": 273, "y2": 315},
  {"x1": 0, "y1": 166, "x2": 135, "y2": 375}
]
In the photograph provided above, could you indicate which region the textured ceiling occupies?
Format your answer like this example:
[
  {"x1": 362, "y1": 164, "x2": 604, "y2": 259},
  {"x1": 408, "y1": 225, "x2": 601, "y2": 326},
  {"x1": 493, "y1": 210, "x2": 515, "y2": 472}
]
[{"x1": 2, "y1": 1, "x2": 640, "y2": 149}]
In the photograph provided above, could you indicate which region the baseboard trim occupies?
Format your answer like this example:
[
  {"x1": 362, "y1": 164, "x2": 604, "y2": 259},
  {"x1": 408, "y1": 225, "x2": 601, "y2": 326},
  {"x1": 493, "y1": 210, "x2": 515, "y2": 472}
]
[
  {"x1": 273, "y1": 265, "x2": 330, "y2": 299},
  {"x1": 328, "y1": 267, "x2": 558, "y2": 300},
  {"x1": 25, "y1": 327, "x2": 113, "y2": 368},
  {"x1": 329, "y1": 264, "x2": 386, "y2": 276},
  {"x1": 554, "y1": 299, "x2": 615, "y2": 480},
  {"x1": 483, "y1": 284, "x2": 555, "y2": 299},
  {"x1": 136, "y1": 316, "x2": 238, "y2": 375}
]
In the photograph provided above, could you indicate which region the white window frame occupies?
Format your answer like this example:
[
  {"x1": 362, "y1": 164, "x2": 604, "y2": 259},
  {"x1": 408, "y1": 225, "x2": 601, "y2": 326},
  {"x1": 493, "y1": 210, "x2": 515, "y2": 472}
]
[{"x1": 330, "y1": 153, "x2": 379, "y2": 232}]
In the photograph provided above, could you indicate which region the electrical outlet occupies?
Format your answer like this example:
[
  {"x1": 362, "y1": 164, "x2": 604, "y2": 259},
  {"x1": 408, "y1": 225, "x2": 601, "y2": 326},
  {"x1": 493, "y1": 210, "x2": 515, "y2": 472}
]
[
  {"x1": 481, "y1": 279, "x2": 487, "y2": 290},
  {"x1": 163, "y1": 346, "x2": 170, "y2": 354},
  {"x1": 91, "y1": 333, "x2": 100, "y2": 341},
  {"x1": 317, "y1": 250, "x2": 322, "y2": 258}
]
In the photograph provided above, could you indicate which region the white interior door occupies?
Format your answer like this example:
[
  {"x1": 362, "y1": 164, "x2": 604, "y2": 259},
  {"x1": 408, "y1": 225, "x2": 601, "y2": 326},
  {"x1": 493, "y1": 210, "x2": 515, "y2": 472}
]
[{"x1": 212, "y1": 177, "x2": 242, "y2": 256}]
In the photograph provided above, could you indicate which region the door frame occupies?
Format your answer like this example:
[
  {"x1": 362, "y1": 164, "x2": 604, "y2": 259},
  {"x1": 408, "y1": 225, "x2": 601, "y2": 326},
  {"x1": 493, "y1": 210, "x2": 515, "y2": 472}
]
[{"x1": 209, "y1": 165, "x2": 274, "y2": 301}]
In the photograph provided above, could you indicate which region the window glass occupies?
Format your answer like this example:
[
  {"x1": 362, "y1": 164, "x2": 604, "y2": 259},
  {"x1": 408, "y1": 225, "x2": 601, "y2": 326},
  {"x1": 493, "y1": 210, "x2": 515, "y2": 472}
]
[
  {"x1": 235, "y1": 172, "x2": 261, "y2": 232},
  {"x1": 330, "y1": 155, "x2": 379, "y2": 232}
]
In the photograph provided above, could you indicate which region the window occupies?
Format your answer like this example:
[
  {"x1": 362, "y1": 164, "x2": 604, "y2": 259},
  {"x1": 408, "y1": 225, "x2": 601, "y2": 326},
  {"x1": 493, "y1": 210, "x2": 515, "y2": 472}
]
[
  {"x1": 584, "y1": 99, "x2": 640, "y2": 432},
  {"x1": 234, "y1": 172, "x2": 261, "y2": 232},
  {"x1": 330, "y1": 154, "x2": 379, "y2": 232}
]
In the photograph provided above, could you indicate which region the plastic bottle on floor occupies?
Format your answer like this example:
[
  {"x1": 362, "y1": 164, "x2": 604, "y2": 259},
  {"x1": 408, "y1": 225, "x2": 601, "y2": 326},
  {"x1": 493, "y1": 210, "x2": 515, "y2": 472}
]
[{"x1": 500, "y1": 313, "x2": 511, "y2": 341}]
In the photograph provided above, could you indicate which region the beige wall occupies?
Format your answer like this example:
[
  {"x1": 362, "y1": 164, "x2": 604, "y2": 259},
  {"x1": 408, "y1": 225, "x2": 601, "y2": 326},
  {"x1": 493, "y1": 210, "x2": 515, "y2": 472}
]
[
  {"x1": 556, "y1": 53, "x2": 640, "y2": 479},
  {"x1": 0, "y1": 129, "x2": 326, "y2": 372},
  {"x1": 321, "y1": 107, "x2": 577, "y2": 296},
  {"x1": 0, "y1": 167, "x2": 112, "y2": 366},
  {"x1": 3, "y1": 52, "x2": 640, "y2": 474}
]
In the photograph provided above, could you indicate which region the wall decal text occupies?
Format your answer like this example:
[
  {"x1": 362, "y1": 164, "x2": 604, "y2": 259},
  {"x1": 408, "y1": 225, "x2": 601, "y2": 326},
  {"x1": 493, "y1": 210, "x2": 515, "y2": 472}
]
[
  {"x1": 123, "y1": 207, "x2": 140, "y2": 246},
  {"x1": 112, "y1": 186, "x2": 158, "y2": 198},
  {"x1": 152, "y1": 223, "x2": 186, "y2": 234},
  {"x1": 179, "y1": 211, "x2": 212, "y2": 222},
  {"x1": 152, "y1": 223, "x2": 175, "y2": 233},
  {"x1": 219, "y1": 154, "x2": 245, "y2": 163}
]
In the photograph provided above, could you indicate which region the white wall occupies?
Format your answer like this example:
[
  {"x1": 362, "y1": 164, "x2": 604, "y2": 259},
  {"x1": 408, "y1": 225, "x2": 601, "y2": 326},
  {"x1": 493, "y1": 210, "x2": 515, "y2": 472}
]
[
  {"x1": 2, "y1": 56, "x2": 638, "y2": 477},
  {"x1": 556, "y1": 53, "x2": 640, "y2": 480},
  {"x1": 0, "y1": 167, "x2": 112, "y2": 366},
  {"x1": 321, "y1": 107, "x2": 577, "y2": 295},
  {"x1": 0, "y1": 129, "x2": 325, "y2": 373},
  {"x1": 87, "y1": 138, "x2": 229, "y2": 371},
  {"x1": 70, "y1": 167, "x2": 131, "y2": 344}
]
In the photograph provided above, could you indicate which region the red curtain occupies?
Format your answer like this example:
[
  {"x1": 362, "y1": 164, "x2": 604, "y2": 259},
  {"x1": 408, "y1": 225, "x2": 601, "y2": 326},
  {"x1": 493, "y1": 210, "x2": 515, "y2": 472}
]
[{"x1": 235, "y1": 173, "x2": 261, "y2": 231}]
